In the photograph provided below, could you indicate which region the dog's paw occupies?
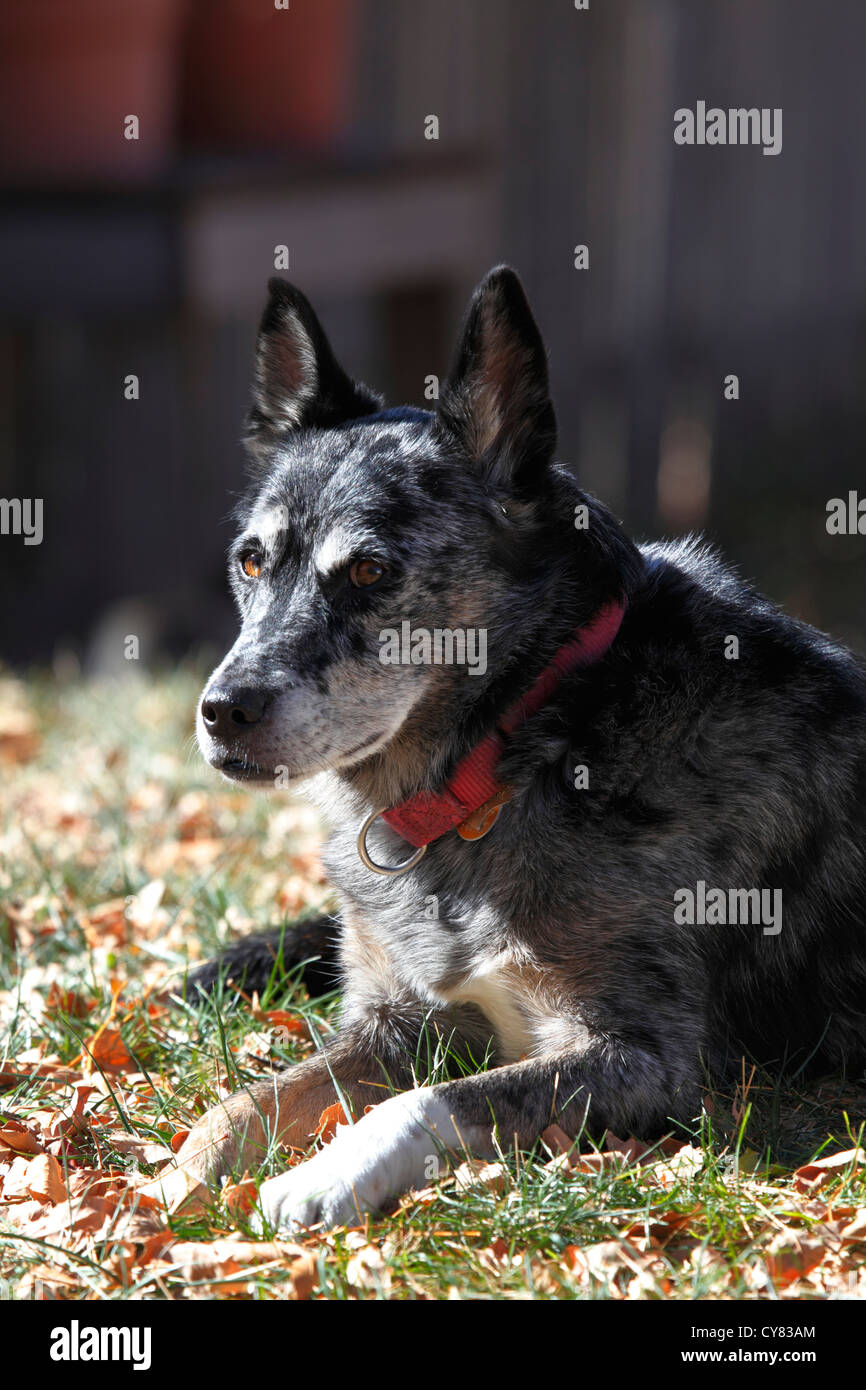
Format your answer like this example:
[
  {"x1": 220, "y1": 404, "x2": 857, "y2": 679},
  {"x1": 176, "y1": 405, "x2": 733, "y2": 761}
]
[
  {"x1": 255, "y1": 1153, "x2": 364, "y2": 1232},
  {"x1": 253, "y1": 1088, "x2": 463, "y2": 1233}
]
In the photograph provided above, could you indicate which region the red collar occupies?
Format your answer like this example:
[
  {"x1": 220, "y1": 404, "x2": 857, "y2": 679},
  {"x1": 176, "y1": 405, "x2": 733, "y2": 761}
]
[{"x1": 357, "y1": 597, "x2": 626, "y2": 872}]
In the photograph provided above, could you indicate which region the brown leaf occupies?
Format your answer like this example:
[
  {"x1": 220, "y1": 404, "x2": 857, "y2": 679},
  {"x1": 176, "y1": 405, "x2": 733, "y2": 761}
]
[
  {"x1": 838, "y1": 1210, "x2": 866, "y2": 1244},
  {"x1": 222, "y1": 1178, "x2": 258, "y2": 1220},
  {"x1": 137, "y1": 1163, "x2": 210, "y2": 1215},
  {"x1": 82, "y1": 898, "x2": 128, "y2": 947},
  {"x1": 44, "y1": 984, "x2": 93, "y2": 1018},
  {"x1": 85, "y1": 1027, "x2": 134, "y2": 1073},
  {"x1": 563, "y1": 1239, "x2": 647, "y2": 1294},
  {"x1": 289, "y1": 1251, "x2": 319, "y2": 1300},
  {"x1": 0, "y1": 1120, "x2": 44, "y2": 1155},
  {"x1": 0, "y1": 705, "x2": 40, "y2": 763},
  {"x1": 1, "y1": 1155, "x2": 38, "y2": 1201},
  {"x1": 479, "y1": 1236, "x2": 514, "y2": 1274},
  {"x1": 315, "y1": 1102, "x2": 350, "y2": 1143},
  {"x1": 16, "y1": 1196, "x2": 114, "y2": 1240},
  {"x1": 25, "y1": 1152, "x2": 66, "y2": 1204},
  {"x1": 765, "y1": 1232, "x2": 828, "y2": 1286},
  {"x1": 793, "y1": 1147, "x2": 865, "y2": 1194},
  {"x1": 605, "y1": 1132, "x2": 650, "y2": 1162},
  {"x1": 262, "y1": 1009, "x2": 308, "y2": 1038},
  {"x1": 540, "y1": 1123, "x2": 574, "y2": 1157},
  {"x1": 99, "y1": 1130, "x2": 173, "y2": 1165},
  {"x1": 454, "y1": 1160, "x2": 508, "y2": 1194},
  {"x1": 165, "y1": 1238, "x2": 309, "y2": 1291}
]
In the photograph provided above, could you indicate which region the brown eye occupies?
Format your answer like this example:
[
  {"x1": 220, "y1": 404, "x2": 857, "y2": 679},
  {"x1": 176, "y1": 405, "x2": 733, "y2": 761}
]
[
  {"x1": 241, "y1": 551, "x2": 262, "y2": 579},
  {"x1": 349, "y1": 557, "x2": 385, "y2": 588}
]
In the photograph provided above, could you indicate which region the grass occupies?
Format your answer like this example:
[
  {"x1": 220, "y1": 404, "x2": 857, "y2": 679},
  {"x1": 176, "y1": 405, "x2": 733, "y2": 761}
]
[{"x1": 1, "y1": 663, "x2": 865, "y2": 1300}]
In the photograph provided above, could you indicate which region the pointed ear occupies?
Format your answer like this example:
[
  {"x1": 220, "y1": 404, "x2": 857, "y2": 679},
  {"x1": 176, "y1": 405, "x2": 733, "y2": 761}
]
[
  {"x1": 435, "y1": 266, "x2": 556, "y2": 489},
  {"x1": 245, "y1": 278, "x2": 381, "y2": 452}
]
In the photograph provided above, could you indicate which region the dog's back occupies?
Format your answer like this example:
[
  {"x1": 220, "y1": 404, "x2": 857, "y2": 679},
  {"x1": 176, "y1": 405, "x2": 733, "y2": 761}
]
[{"x1": 178, "y1": 268, "x2": 866, "y2": 1230}]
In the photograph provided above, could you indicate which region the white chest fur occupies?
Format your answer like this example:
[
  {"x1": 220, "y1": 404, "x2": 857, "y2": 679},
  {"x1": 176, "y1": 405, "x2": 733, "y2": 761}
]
[{"x1": 438, "y1": 951, "x2": 535, "y2": 1063}]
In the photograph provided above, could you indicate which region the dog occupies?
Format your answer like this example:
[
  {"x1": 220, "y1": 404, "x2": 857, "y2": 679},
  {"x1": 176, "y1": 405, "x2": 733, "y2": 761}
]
[{"x1": 168, "y1": 266, "x2": 866, "y2": 1232}]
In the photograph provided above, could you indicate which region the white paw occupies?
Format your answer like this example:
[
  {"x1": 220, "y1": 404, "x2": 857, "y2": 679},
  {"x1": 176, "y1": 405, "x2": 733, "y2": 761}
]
[{"x1": 253, "y1": 1089, "x2": 464, "y2": 1233}]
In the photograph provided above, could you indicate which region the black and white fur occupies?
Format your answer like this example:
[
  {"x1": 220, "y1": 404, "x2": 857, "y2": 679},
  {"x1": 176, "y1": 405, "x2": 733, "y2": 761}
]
[{"x1": 174, "y1": 267, "x2": 866, "y2": 1231}]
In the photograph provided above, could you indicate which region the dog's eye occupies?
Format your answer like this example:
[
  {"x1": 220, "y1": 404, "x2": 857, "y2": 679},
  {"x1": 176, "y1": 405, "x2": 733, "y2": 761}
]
[
  {"x1": 240, "y1": 550, "x2": 263, "y2": 579},
  {"x1": 349, "y1": 557, "x2": 386, "y2": 588}
]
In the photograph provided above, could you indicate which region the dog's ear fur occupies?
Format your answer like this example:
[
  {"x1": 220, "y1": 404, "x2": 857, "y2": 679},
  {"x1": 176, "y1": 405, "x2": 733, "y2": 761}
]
[
  {"x1": 435, "y1": 266, "x2": 557, "y2": 491},
  {"x1": 245, "y1": 278, "x2": 381, "y2": 452}
]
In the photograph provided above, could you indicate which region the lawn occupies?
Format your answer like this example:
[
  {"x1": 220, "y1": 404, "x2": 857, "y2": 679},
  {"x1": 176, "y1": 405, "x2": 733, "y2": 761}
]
[{"x1": 1, "y1": 664, "x2": 865, "y2": 1301}]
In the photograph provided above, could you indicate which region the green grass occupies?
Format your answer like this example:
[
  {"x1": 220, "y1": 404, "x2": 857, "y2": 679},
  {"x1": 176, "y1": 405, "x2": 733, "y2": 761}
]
[{"x1": 1, "y1": 665, "x2": 865, "y2": 1300}]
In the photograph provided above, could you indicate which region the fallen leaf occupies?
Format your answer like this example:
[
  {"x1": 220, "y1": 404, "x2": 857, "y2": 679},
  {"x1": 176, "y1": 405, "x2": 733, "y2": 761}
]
[
  {"x1": 0, "y1": 705, "x2": 40, "y2": 763},
  {"x1": 345, "y1": 1242, "x2": 391, "y2": 1293},
  {"x1": 0, "y1": 1120, "x2": 44, "y2": 1155},
  {"x1": 794, "y1": 1147, "x2": 865, "y2": 1194},
  {"x1": 605, "y1": 1132, "x2": 650, "y2": 1162},
  {"x1": 99, "y1": 1130, "x2": 172, "y2": 1165},
  {"x1": 24, "y1": 1152, "x2": 66, "y2": 1204},
  {"x1": 289, "y1": 1251, "x2": 319, "y2": 1300},
  {"x1": 454, "y1": 1161, "x2": 508, "y2": 1194},
  {"x1": 765, "y1": 1231, "x2": 827, "y2": 1286},
  {"x1": 262, "y1": 1010, "x2": 307, "y2": 1038},
  {"x1": 223, "y1": 1178, "x2": 258, "y2": 1219},
  {"x1": 85, "y1": 1027, "x2": 134, "y2": 1072},
  {"x1": 540, "y1": 1123, "x2": 574, "y2": 1157},
  {"x1": 315, "y1": 1102, "x2": 350, "y2": 1143}
]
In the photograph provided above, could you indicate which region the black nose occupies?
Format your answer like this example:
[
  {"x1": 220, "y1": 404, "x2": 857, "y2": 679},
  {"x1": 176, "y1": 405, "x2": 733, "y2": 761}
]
[{"x1": 200, "y1": 687, "x2": 270, "y2": 741}]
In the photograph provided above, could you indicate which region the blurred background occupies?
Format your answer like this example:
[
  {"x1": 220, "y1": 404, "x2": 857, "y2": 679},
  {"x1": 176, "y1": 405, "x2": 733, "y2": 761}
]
[{"x1": 1, "y1": 0, "x2": 865, "y2": 670}]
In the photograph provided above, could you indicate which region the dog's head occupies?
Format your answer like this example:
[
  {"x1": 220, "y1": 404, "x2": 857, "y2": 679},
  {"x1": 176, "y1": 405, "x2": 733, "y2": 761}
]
[{"x1": 197, "y1": 266, "x2": 640, "y2": 789}]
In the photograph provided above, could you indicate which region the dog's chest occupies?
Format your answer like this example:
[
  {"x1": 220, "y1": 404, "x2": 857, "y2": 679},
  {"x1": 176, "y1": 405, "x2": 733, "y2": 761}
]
[{"x1": 435, "y1": 950, "x2": 535, "y2": 1063}]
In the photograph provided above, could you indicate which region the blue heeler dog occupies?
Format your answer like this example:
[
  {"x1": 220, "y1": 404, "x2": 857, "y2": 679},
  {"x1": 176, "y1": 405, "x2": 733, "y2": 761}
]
[{"x1": 165, "y1": 267, "x2": 866, "y2": 1231}]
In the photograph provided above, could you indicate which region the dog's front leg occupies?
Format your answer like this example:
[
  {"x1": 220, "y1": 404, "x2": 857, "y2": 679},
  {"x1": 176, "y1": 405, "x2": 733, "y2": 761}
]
[
  {"x1": 258, "y1": 1043, "x2": 701, "y2": 1232},
  {"x1": 146, "y1": 995, "x2": 488, "y2": 1211},
  {"x1": 143, "y1": 1031, "x2": 414, "y2": 1211}
]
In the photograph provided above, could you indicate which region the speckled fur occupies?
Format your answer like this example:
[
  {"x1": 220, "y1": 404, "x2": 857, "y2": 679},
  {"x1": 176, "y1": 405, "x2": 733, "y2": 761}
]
[{"x1": 178, "y1": 268, "x2": 866, "y2": 1210}]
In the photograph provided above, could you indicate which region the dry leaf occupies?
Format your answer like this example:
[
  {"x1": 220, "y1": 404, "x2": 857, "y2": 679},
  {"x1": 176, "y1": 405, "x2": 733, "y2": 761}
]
[
  {"x1": 765, "y1": 1232, "x2": 828, "y2": 1286},
  {"x1": 315, "y1": 1102, "x2": 350, "y2": 1143},
  {"x1": 540, "y1": 1123, "x2": 574, "y2": 1157},
  {"x1": 454, "y1": 1161, "x2": 508, "y2": 1194},
  {"x1": 479, "y1": 1236, "x2": 514, "y2": 1274},
  {"x1": 1, "y1": 1155, "x2": 39, "y2": 1201},
  {"x1": 99, "y1": 1129, "x2": 172, "y2": 1165},
  {"x1": 25, "y1": 1152, "x2": 66, "y2": 1204},
  {"x1": 222, "y1": 1178, "x2": 258, "y2": 1220},
  {"x1": 345, "y1": 1243, "x2": 391, "y2": 1293},
  {"x1": 0, "y1": 1120, "x2": 44, "y2": 1155},
  {"x1": 0, "y1": 706, "x2": 40, "y2": 763},
  {"x1": 261, "y1": 1009, "x2": 307, "y2": 1038},
  {"x1": 289, "y1": 1252, "x2": 319, "y2": 1300},
  {"x1": 793, "y1": 1147, "x2": 865, "y2": 1194},
  {"x1": 605, "y1": 1132, "x2": 650, "y2": 1162},
  {"x1": 84, "y1": 1027, "x2": 134, "y2": 1073}
]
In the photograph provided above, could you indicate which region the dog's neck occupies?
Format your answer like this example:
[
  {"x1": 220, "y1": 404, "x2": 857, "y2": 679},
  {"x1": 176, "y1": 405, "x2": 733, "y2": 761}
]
[{"x1": 338, "y1": 594, "x2": 627, "y2": 827}]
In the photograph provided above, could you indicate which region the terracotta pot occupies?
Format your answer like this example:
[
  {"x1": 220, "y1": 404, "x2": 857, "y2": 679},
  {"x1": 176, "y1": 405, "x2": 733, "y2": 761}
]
[
  {"x1": 182, "y1": 0, "x2": 356, "y2": 152},
  {"x1": 0, "y1": 0, "x2": 186, "y2": 182}
]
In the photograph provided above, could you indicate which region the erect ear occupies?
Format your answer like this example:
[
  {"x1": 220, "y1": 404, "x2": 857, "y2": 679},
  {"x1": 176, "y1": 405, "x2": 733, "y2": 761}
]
[
  {"x1": 245, "y1": 278, "x2": 381, "y2": 452},
  {"x1": 435, "y1": 266, "x2": 557, "y2": 490}
]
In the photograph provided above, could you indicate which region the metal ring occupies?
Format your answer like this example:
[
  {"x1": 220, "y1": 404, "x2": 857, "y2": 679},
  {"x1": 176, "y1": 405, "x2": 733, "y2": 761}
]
[{"x1": 357, "y1": 807, "x2": 427, "y2": 876}]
